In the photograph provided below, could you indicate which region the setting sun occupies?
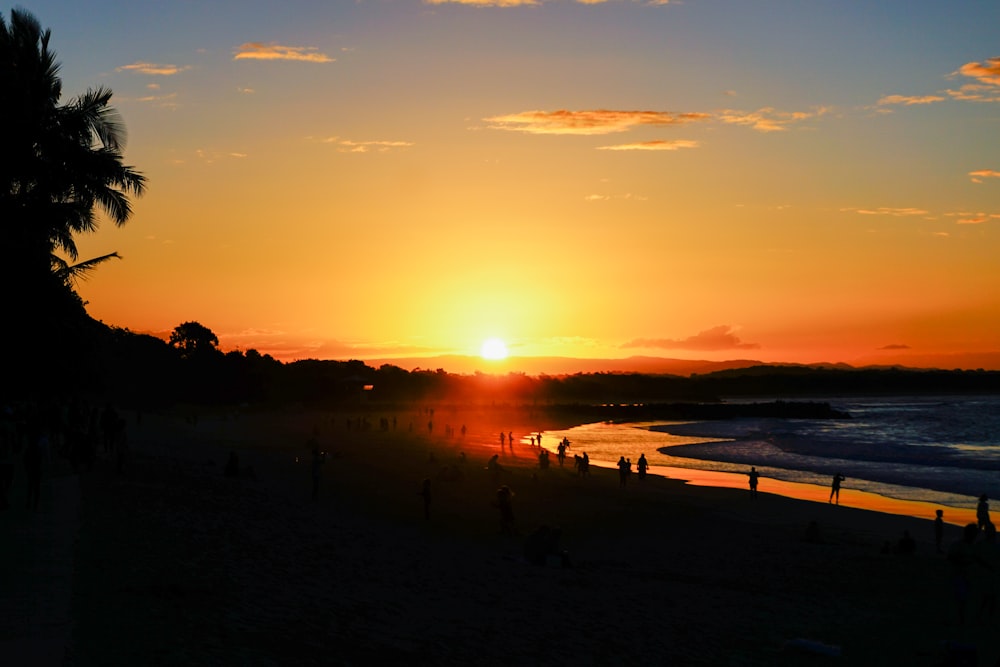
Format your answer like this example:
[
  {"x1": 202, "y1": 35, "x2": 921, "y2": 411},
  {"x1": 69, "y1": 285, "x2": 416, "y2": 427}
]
[{"x1": 480, "y1": 337, "x2": 509, "y2": 361}]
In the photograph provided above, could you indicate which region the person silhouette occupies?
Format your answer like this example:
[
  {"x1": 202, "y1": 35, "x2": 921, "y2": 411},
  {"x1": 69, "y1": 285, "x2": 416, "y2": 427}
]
[
  {"x1": 747, "y1": 466, "x2": 760, "y2": 499},
  {"x1": 977, "y1": 494, "x2": 990, "y2": 531},
  {"x1": 637, "y1": 453, "x2": 649, "y2": 481},
  {"x1": 935, "y1": 509, "x2": 945, "y2": 554},
  {"x1": 617, "y1": 456, "x2": 629, "y2": 487},
  {"x1": 829, "y1": 473, "x2": 846, "y2": 504}
]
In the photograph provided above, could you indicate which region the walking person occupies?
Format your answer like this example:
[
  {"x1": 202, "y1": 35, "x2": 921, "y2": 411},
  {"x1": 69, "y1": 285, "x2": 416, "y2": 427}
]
[{"x1": 829, "y1": 473, "x2": 846, "y2": 504}]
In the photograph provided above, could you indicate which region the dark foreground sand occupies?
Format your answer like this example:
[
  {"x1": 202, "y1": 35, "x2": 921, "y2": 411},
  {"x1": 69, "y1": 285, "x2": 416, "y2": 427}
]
[{"x1": 57, "y1": 405, "x2": 1000, "y2": 665}]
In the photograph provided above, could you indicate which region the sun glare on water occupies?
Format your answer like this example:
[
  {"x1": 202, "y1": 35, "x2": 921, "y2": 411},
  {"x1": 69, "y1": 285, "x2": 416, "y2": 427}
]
[{"x1": 480, "y1": 337, "x2": 508, "y2": 360}]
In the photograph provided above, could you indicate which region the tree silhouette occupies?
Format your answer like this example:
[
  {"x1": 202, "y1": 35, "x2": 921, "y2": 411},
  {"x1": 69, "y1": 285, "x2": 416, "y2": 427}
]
[
  {"x1": 1, "y1": 9, "x2": 145, "y2": 350},
  {"x1": 169, "y1": 321, "x2": 221, "y2": 359}
]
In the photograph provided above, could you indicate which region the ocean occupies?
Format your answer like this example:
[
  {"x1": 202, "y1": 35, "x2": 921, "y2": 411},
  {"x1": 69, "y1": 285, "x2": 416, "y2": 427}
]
[{"x1": 540, "y1": 395, "x2": 1000, "y2": 516}]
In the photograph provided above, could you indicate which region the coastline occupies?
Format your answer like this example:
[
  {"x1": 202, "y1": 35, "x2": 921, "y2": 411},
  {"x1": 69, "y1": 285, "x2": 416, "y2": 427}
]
[
  {"x1": 62, "y1": 406, "x2": 998, "y2": 664},
  {"x1": 6, "y1": 403, "x2": 998, "y2": 664}
]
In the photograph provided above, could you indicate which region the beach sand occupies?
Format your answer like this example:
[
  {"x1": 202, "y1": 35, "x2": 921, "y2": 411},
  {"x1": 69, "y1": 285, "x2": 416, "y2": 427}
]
[{"x1": 39, "y1": 405, "x2": 1000, "y2": 664}]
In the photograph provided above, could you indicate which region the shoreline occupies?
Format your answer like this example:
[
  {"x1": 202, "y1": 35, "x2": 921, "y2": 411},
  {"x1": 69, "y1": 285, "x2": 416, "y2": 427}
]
[
  {"x1": 542, "y1": 416, "x2": 987, "y2": 528},
  {"x1": 9, "y1": 403, "x2": 1000, "y2": 664}
]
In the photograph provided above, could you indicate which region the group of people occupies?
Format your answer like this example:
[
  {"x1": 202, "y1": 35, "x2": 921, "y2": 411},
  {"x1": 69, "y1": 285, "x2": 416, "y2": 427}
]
[
  {"x1": 615, "y1": 454, "x2": 649, "y2": 487},
  {"x1": 947, "y1": 495, "x2": 998, "y2": 625},
  {"x1": 1, "y1": 399, "x2": 131, "y2": 513}
]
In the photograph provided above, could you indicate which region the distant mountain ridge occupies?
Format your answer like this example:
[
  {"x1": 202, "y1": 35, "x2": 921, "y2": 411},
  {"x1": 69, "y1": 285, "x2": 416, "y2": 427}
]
[{"x1": 363, "y1": 354, "x2": 821, "y2": 376}]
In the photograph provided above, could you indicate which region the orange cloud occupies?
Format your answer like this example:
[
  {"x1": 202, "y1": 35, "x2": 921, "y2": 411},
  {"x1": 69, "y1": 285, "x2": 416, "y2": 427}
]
[
  {"x1": 117, "y1": 62, "x2": 191, "y2": 76},
  {"x1": 233, "y1": 43, "x2": 333, "y2": 63},
  {"x1": 424, "y1": 0, "x2": 539, "y2": 5},
  {"x1": 944, "y1": 210, "x2": 1000, "y2": 223},
  {"x1": 596, "y1": 139, "x2": 699, "y2": 151},
  {"x1": 969, "y1": 169, "x2": 1000, "y2": 183},
  {"x1": 717, "y1": 106, "x2": 828, "y2": 132},
  {"x1": 877, "y1": 94, "x2": 946, "y2": 106},
  {"x1": 842, "y1": 206, "x2": 929, "y2": 217},
  {"x1": 958, "y1": 57, "x2": 1000, "y2": 86},
  {"x1": 946, "y1": 83, "x2": 1000, "y2": 103},
  {"x1": 622, "y1": 325, "x2": 760, "y2": 351},
  {"x1": 484, "y1": 109, "x2": 710, "y2": 135},
  {"x1": 316, "y1": 137, "x2": 414, "y2": 153},
  {"x1": 424, "y1": 0, "x2": 670, "y2": 5}
]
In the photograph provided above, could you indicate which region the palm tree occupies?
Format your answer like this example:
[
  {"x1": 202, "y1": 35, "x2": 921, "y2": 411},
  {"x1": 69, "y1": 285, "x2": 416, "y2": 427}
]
[
  {"x1": 1, "y1": 8, "x2": 145, "y2": 384},
  {"x1": 1, "y1": 8, "x2": 145, "y2": 315}
]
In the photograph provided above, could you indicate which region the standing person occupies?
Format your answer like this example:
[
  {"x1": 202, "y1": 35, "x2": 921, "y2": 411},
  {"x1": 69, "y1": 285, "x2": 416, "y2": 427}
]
[
  {"x1": 617, "y1": 456, "x2": 629, "y2": 487},
  {"x1": 499, "y1": 431, "x2": 506, "y2": 451},
  {"x1": 829, "y1": 473, "x2": 846, "y2": 504},
  {"x1": 748, "y1": 466, "x2": 760, "y2": 499},
  {"x1": 977, "y1": 494, "x2": 991, "y2": 531},
  {"x1": 637, "y1": 453, "x2": 649, "y2": 481},
  {"x1": 935, "y1": 509, "x2": 946, "y2": 554}
]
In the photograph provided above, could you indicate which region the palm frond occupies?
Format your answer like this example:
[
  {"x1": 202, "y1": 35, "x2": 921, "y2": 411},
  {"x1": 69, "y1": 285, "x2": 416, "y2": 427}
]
[{"x1": 52, "y1": 252, "x2": 121, "y2": 285}]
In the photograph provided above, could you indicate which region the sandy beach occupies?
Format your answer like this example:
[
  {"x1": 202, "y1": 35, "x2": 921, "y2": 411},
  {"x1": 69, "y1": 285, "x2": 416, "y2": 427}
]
[{"x1": 6, "y1": 403, "x2": 999, "y2": 665}]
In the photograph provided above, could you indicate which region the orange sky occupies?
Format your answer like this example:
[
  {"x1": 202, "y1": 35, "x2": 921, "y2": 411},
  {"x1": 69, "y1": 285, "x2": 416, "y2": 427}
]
[{"x1": 27, "y1": 0, "x2": 1000, "y2": 370}]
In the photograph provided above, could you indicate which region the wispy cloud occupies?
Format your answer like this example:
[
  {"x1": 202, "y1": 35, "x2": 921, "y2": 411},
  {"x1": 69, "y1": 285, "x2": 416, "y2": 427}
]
[
  {"x1": 879, "y1": 343, "x2": 911, "y2": 351},
  {"x1": 622, "y1": 325, "x2": 760, "y2": 352},
  {"x1": 841, "y1": 206, "x2": 930, "y2": 217},
  {"x1": 946, "y1": 83, "x2": 1000, "y2": 103},
  {"x1": 944, "y1": 211, "x2": 1000, "y2": 225},
  {"x1": 424, "y1": 0, "x2": 540, "y2": 5},
  {"x1": 877, "y1": 94, "x2": 946, "y2": 106},
  {"x1": 969, "y1": 169, "x2": 1000, "y2": 183},
  {"x1": 596, "y1": 139, "x2": 699, "y2": 151},
  {"x1": 315, "y1": 137, "x2": 414, "y2": 153},
  {"x1": 133, "y1": 92, "x2": 179, "y2": 107},
  {"x1": 424, "y1": 0, "x2": 671, "y2": 5},
  {"x1": 484, "y1": 109, "x2": 710, "y2": 135},
  {"x1": 584, "y1": 192, "x2": 647, "y2": 202},
  {"x1": 117, "y1": 62, "x2": 191, "y2": 76},
  {"x1": 233, "y1": 43, "x2": 334, "y2": 63},
  {"x1": 957, "y1": 56, "x2": 1000, "y2": 87},
  {"x1": 717, "y1": 106, "x2": 829, "y2": 132}
]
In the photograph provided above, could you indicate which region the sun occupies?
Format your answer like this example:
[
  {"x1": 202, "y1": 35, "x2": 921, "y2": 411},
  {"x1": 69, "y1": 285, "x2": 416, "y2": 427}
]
[{"x1": 480, "y1": 337, "x2": 509, "y2": 360}]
